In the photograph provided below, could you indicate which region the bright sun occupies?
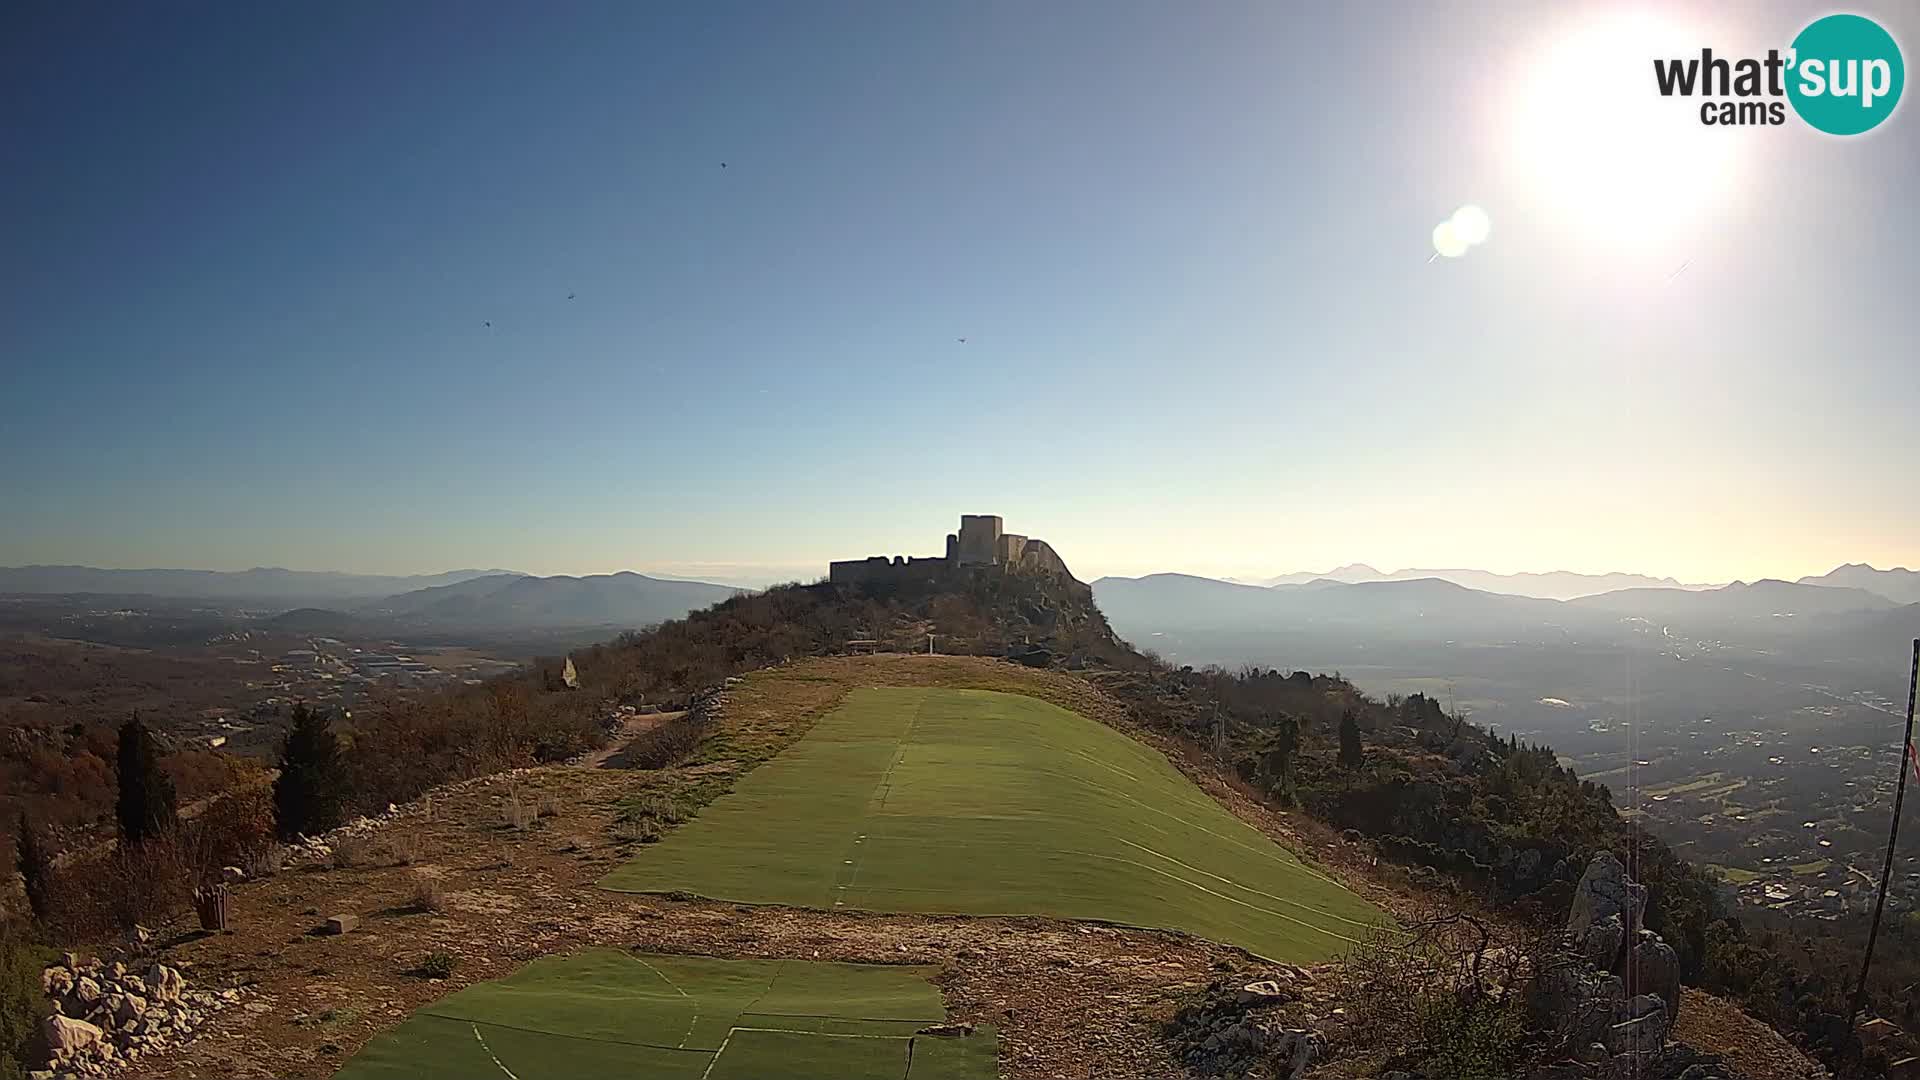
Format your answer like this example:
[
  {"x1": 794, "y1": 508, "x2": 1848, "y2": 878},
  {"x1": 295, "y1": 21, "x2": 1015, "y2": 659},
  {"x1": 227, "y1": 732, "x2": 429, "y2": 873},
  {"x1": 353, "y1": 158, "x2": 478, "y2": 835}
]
[{"x1": 1505, "y1": 9, "x2": 1747, "y2": 255}]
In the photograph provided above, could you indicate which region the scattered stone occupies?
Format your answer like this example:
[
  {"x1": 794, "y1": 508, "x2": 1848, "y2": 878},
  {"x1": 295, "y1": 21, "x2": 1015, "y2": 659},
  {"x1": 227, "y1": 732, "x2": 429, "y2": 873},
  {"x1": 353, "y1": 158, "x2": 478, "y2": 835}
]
[
  {"x1": 916, "y1": 1022, "x2": 976, "y2": 1037},
  {"x1": 1235, "y1": 980, "x2": 1292, "y2": 1006},
  {"x1": 44, "y1": 1013, "x2": 105, "y2": 1054},
  {"x1": 33, "y1": 950, "x2": 244, "y2": 1076}
]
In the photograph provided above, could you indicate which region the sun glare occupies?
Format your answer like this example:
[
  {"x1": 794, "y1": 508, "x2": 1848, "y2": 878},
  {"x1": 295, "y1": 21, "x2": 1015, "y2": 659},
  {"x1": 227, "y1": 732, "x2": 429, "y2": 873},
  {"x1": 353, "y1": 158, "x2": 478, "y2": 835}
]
[{"x1": 1506, "y1": 9, "x2": 1746, "y2": 255}]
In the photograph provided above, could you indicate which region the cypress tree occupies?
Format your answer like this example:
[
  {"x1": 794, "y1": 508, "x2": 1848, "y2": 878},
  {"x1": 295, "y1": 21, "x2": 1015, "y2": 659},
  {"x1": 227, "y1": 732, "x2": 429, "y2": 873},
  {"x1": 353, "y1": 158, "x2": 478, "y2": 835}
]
[
  {"x1": 1339, "y1": 710, "x2": 1364, "y2": 770},
  {"x1": 274, "y1": 703, "x2": 347, "y2": 839},
  {"x1": 15, "y1": 812, "x2": 51, "y2": 922},
  {"x1": 116, "y1": 715, "x2": 178, "y2": 845}
]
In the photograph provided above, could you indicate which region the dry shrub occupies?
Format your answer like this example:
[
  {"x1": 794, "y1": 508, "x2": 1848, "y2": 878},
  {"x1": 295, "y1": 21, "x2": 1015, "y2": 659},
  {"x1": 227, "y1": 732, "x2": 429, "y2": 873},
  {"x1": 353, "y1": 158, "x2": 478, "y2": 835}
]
[
  {"x1": 619, "y1": 712, "x2": 712, "y2": 769},
  {"x1": 612, "y1": 818, "x2": 661, "y2": 845},
  {"x1": 388, "y1": 832, "x2": 428, "y2": 866},
  {"x1": 245, "y1": 842, "x2": 286, "y2": 879},
  {"x1": 406, "y1": 871, "x2": 444, "y2": 913},
  {"x1": 628, "y1": 793, "x2": 687, "y2": 826},
  {"x1": 501, "y1": 791, "x2": 534, "y2": 832},
  {"x1": 180, "y1": 781, "x2": 276, "y2": 882},
  {"x1": 536, "y1": 792, "x2": 560, "y2": 819},
  {"x1": 1340, "y1": 915, "x2": 1536, "y2": 1080},
  {"x1": 331, "y1": 835, "x2": 373, "y2": 870},
  {"x1": 44, "y1": 836, "x2": 194, "y2": 940},
  {"x1": 339, "y1": 683, "x2": 601, "y2": 814}
]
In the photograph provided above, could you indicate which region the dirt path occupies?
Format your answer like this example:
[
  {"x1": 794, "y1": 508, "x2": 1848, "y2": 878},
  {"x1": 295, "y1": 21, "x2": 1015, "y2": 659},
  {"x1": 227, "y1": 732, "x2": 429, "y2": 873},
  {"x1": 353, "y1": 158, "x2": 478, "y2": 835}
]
[{"x1": 573, "y1": 709, "x2": 682, "y2": 769}]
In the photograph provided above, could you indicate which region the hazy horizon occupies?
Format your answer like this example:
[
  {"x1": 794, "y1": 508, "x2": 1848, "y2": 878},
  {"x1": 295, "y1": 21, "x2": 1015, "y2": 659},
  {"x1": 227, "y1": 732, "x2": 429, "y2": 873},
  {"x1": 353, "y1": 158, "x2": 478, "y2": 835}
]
[
  {"x1": 6, "y1": 2, "x2": 1917, "y2": 586},
  {"x1": 6, "y1": 549, "x2": 1912, "y2": 593}
]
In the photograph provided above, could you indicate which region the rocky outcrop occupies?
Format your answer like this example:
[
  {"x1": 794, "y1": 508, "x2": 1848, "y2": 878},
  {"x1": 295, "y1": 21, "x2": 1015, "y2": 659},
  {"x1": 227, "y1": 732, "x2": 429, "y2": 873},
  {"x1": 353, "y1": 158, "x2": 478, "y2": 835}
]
[
  {"x1": 1519, "y1": 853, "x2": 1739, "y2": 1080},
  {"x1": 1167, "y1": 970, "x2": 1341, "y2": 1080},
  {"x1": 32, "y1": 954, "x2": 248, "y2": 1079}
]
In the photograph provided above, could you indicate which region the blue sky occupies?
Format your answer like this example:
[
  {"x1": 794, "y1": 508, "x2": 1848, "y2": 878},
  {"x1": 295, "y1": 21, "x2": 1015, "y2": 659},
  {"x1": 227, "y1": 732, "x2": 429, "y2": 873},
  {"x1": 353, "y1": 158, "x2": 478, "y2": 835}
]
[{"x1": 4, "y1": 1, "x2": 1917, "y2": 585}]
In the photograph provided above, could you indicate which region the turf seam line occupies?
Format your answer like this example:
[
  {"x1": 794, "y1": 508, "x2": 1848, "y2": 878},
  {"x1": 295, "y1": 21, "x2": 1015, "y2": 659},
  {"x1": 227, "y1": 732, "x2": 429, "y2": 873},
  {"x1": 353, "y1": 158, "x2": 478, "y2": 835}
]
[
  {"x1": 738, "y1": 1011, "x2": 942, "y2": 1023},
  {"x1": 470, "y1": 1023, "x2": 522, "y2": 1080},
  {"x1": 625, "y1": 953, "x2": 704, "y2": 1048},
  {"x1": 628, "y1": 954, "x2": 695, "y2": 998},
  {"x1": 730, "y1": 1026, "x2": 911, "y2": 1040},
  {"x1": 1111, "y1": 836, "x2": 1398, "y2": 932},
  {"x1": 836, "y1": 852, "x2": 1369, "y2": 945},
  {"x1": 738, "y1": 959, "x2": 786, "y2": 1018},
  {"x1": 834, "y1": 691, "x2": 929, "y2": 907},
  {"x1": 699, "y1": 1030, "x2": 732, "y2": 1080},
  {"x1": 417, "y1": 1014, "x2": 714, "y2": 1054}
]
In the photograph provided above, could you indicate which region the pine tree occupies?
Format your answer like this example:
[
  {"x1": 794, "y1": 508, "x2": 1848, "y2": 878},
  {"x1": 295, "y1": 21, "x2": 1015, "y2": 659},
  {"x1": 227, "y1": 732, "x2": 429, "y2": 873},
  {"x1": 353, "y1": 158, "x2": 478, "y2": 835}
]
[
  {"x1": 14, "y1": 812, "x2": 51, "y2": 922},
  {"x1": 275, "y1": 703, "x2": 346, "y2": 839},
  {"x1": 116, "y1": 715, "x2": 178, "y2": 845},
  {"x1": 1338, "y1": 710, "x2": 1364, "y2": 770}
]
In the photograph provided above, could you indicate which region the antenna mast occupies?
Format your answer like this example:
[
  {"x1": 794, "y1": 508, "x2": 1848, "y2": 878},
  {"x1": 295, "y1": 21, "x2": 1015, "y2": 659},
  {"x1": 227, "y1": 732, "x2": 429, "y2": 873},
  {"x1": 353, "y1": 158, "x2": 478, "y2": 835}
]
[{"x1": 1853, "y1": 638, "x2": 1920, "y2": 1020}]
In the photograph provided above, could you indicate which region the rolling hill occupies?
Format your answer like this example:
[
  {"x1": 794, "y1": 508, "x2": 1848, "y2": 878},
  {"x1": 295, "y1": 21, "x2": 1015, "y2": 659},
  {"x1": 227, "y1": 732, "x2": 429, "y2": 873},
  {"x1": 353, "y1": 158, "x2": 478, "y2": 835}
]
[
  {"x1": 0, "y1": 564, "x2": 519, "y2": 603},
  {"x1": 1092, "y1": 573, "x2": 1572, "y2": 636},
  {"x1": 1566, "y1": 578, "x2": 1898, "y2": 619},
  {"x1": 1248, "y1": 564, "x2": 1708, "y2": 599},
  {"x1": 1797, "y1": 562, "x2": 1920, "y2": 605},
  {"x1": 359, "y1": 571, "x2": 740, "y2": 628}
]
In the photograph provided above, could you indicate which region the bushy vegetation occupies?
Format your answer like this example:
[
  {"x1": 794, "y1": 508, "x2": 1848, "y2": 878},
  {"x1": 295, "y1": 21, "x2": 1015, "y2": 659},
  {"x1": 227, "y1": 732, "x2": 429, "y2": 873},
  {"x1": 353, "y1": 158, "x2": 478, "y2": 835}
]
[
  {"x1": 1340, "y1": 917, "x2": 1534, "y2": 1079},
  {"x1": 1095, "y1": 661, "x2": 1891, "y2": 1077},
  {"x1": 413, "y1": 949, "x2": 458, "y2": 980},
  {"x1": 0, "y1": 921, "x2": 50, "y2": 1080}
]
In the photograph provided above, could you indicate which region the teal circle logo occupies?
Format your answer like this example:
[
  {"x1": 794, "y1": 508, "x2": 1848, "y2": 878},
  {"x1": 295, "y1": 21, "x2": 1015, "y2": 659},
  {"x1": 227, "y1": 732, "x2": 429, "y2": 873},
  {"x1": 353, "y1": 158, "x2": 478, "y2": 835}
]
[{"x1": 1787, "y1": 14, "x2": 1904, "y2": 135}]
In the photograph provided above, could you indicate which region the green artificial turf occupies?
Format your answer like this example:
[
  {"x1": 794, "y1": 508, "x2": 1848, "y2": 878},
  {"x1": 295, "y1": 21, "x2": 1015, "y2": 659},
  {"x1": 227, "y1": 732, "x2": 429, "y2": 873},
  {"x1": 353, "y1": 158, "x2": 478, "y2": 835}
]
[
  {"x1": 601, "y1": 686, "x2": 1389, "y2": 962},
  {"x1": 332, "y1": 951, "x2": 994, "y2": 1080}
]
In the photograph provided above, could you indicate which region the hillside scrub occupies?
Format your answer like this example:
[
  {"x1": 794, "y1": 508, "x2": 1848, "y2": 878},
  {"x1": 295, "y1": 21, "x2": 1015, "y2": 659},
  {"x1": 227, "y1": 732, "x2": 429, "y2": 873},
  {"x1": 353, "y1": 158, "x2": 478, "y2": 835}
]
[
  {"x1": 0, "y1": 921, "x2": 50, "y2": 1080},
  {"x1": 1086, "y1": 662, "x2": 1886, "y2": 1077},
  {"x1": 0, "y1": 569, "x2": 1890, "y2": 1076}
]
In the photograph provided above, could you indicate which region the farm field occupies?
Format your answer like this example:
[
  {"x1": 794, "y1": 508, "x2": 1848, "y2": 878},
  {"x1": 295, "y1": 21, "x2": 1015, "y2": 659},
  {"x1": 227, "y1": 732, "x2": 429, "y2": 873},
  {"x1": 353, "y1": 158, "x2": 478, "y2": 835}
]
[
  {"x1": 332, "y1": 950, "x2": 995, "y2": 1079},
  {"x1": 601, "y1": 686, "x2": 1388, "y2": 961}
]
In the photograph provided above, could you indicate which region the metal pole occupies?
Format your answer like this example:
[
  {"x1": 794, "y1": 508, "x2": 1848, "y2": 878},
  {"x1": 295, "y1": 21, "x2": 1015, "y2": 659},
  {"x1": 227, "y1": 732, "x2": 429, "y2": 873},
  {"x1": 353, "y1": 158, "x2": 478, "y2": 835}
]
[{"x1": 1853, "y1": 638, "x2": 1920, "y2": 1021}]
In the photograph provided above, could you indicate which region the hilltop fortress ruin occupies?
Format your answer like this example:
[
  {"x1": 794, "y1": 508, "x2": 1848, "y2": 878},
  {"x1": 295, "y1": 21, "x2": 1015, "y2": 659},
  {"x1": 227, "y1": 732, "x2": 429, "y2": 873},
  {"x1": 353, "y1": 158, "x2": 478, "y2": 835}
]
[{"x1": 829, "y1": 514, "x2": 1084, "y2": 592}]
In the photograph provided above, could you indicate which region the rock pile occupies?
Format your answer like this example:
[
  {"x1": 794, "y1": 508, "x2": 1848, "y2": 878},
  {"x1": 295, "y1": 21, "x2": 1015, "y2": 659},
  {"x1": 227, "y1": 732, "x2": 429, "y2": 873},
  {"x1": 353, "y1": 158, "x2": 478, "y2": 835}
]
[
  {"x1": 1522, "y1": 852, "x2": 1740, "y2": 1080},
  {"x1": 33, "y1": 955, "x2": 244, "y2": 1079},
  {"x1": 1167, "y1": 968, "x2": 1343, "y2": 1080}
]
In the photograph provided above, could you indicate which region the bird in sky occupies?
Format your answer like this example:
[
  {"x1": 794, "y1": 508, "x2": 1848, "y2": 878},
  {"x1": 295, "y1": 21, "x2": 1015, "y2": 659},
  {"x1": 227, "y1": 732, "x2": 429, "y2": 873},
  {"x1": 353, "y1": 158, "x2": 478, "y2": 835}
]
[
  {"x1": 957, "y1": 337, "x2": 967, "y2": 344},
  {"x1": 720, "y1": 162, "x2": 728, "y2": 169},
  {"x1": 483, "y1": 321, "x2": 491, "y2": 328},
  {"x1": 566, "y1": 293, "x2": 575, "y2": 300}
]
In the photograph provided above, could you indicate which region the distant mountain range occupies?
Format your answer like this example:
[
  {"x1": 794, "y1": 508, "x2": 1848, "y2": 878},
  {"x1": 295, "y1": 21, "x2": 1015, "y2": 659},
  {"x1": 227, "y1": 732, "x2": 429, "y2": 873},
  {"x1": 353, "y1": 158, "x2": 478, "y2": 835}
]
[
  {"x1": 1235, "y1": 564, "x2": 1711, "y2": 600},
  {"x1": 0, "y1": 564, "x2": 741, "y2": 633},
  {"x1": 355, "y1": 572, "x2": 739, "y2": 628},
  {"x1": 0, "y1": 565, "x2": 520, "y2": 603},
  {"x1": 1566, "y1": 578, "x2": 1897, "y2": 619},
  {"x1": 1797, "y1": 563, "x2": 1920, "y2": 605},
  {"x1": 1093, "y1": 570, "x2": 1908, "y2": 642}
]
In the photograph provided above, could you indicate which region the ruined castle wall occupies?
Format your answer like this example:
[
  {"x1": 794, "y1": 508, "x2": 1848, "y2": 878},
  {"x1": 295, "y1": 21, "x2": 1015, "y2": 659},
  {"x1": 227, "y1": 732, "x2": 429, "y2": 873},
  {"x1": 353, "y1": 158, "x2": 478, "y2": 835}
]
[
  {"x1": 956, "y1": 515, "x2": 1003, "y2": 565},
  {"x1": 829, "y1": 554, "x2": 954, "y2": 588},
  {"x1": 1016, "y1": 539, "x2": 1074, "y2": 579}
]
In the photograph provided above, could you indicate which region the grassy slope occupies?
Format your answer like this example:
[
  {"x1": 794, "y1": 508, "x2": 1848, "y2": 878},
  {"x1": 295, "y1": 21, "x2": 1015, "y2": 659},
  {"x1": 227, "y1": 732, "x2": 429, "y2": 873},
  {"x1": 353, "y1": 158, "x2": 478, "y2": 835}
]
[
  {"x1": 333, "y1": 950, "x2": 993, "y2": 1080},
  {"x1": 604, "y1": 686, "x2": 1388, "y2": 962}
]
